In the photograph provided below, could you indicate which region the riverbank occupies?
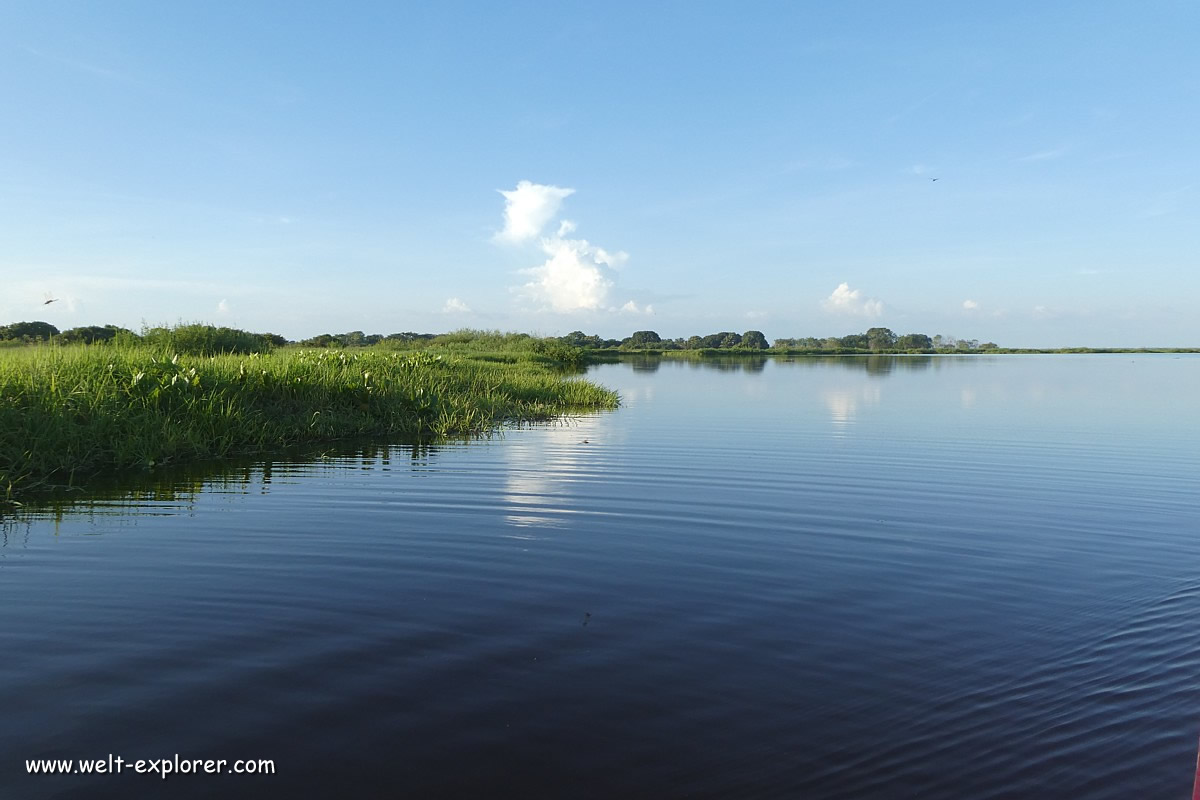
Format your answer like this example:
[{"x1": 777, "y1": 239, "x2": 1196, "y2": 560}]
[{"x1": 0, "y1": 344, "x2": 618, "y2": 500}]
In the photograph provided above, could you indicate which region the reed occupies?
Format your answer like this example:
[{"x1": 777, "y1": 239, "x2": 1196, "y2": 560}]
[{"x1": 0, "y1": 343, "x2": 618, "y2": 499}]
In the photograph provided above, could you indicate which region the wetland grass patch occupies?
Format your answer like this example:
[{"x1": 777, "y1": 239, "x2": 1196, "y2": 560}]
[{"x1": 0, "y1": 344, "x2": 618, "y2": 500}]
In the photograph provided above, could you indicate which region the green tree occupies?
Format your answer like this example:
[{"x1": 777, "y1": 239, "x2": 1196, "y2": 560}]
[
  {"x1": 627, "y1": 330, "x2": 662, "y2": 348},
  {"x1": 865, "y1": 327, "x2": 897, "y2": 351},
  {"x1": 141, "y1": 324, "x2": 277, "y2": 355},
  {"x1": 896, "y1": 333, "x2": 933, "y2": 351},
  {"x1": 0, "y1": 320, "x2": 60, "y2": 341},
  {"x1": 839, "y1": 333, "x2": 867, "y2": 349},
  {"x1": 385, "y1": 332, "x2": 434, "y2": 343},
  {"x1": 741, "y1": 330, "x2": 768, "y2": 349},
  {"x1": 58, "y1": 324, "x2": 133, "y2": 344}
]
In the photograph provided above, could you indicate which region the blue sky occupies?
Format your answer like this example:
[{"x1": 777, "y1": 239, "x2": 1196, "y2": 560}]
[{"x1": 3, "y1": 1, "x2": 1197, "y2": 346}]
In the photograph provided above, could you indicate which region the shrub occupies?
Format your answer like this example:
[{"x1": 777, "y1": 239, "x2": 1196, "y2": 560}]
[{"x1": 141, "y1": 324, "x2": 279, "y2": 355}]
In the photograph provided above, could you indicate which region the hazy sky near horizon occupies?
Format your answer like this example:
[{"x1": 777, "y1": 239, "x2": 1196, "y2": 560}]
[{"x1": 3, "y1": 1, "x2": 1197, "y2": 346}]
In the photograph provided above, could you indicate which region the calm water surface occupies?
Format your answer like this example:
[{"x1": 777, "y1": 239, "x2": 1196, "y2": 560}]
[{"x1": 2, "y1": 355, "x2": 1199, "y2": 798}]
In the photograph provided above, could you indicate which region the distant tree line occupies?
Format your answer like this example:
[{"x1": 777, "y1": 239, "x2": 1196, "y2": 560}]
[
  {"x1": 0, "y1": 321, "x2": 288, "y2": 355},
  {"x1": 0, "y1": 321, "x2": 139, "y2": 345},
  {"x1": 0, "y1": 320, "x2": 63, "y2": 343},
  {"x1": 296, "y1": 331, "x2": 436, "y2": 347},
  {"x1": 1, "y1": 320, "x2": 1000, "y2": 355},
  {"x1": 553, "y1": 329, "x2": 772, "y2": 351},
  {"x1": 555, "y1": 327, "x2": 996, "y2": 353}
]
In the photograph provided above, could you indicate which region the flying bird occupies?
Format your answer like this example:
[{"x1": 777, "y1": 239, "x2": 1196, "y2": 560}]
[
  {"x1": 42, "y1": 293, "x2": 59, "y2": 305},
  {"x1": 931, "y1": 178, "x2": 939, "y2": 182}
]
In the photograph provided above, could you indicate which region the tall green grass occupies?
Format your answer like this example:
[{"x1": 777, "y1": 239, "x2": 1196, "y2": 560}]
[
  {"x1": 371, "y1": 329, "x2": 588, "y2": 367},
  {"x1": 0, "y1": 343, "x2": 618, "y2": 499}
]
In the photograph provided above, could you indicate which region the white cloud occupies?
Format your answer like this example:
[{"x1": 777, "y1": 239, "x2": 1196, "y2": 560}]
[
  {"x1": 442, "y1": 297, "x2": 471, "y2": 313},
  {"x1": 494, "y1": 180, "x2": 574, "y2": 243},
  {"x1": 822, "y1": 282, "x2": 883, "y2": 318},
  {"x1": 522, "y1": 235, "x2": 627, "y2": 312},
  {"x1": 746, "y1": 310, "x2": 768, "y2": 320},
  {"x1": 619, "y1": 300, "x2": 654, "y2": 315},
  {"x1": 962, "y1": 299, "x2": 979, "y2": 310},
  {"x1": 497, "y1": 181, "x2": 637, "y2": 313},
  {"x1": 217, "y1": 298, "x2": 230, "y2": 314}
]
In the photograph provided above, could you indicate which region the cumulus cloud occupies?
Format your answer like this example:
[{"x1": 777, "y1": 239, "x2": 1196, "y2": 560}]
[
  {"x1": 620, "y1": 300, "x2": 654, "y2": 315},
  {"x1": 963, "y1": 299, "x2": 979, "y2": 310},
  {"x1": 494, "y1": 180, "x2": 574, "y2": 244},
  {"x1": 217, "y1": 298, "x2": 230, "y2": 314},
  {"x1": 822, "y1": 283, "x2": 883, "y2": 317},
  {"x1": 443, "y1": 297, "x2": 471, "y2": 313},
  {"x1": 522, "y1": 235, "x2": 628, "y2": 312},
  {"x1": 496, "y1": 181, "x2": 636, "y2": 313}
]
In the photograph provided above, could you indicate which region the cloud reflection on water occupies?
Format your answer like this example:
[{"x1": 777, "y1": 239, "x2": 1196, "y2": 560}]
[
  {"x1": 501, "y1": 418, "x2": 607, "y2": 531},
  {"x1": 823, "y1": 385, "x2": 883, "y2": 430}
]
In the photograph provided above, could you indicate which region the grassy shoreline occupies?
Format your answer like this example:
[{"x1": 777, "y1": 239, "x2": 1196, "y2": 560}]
[{"x1": 1, "y1": 344, "x2": 618, "y2": 501}]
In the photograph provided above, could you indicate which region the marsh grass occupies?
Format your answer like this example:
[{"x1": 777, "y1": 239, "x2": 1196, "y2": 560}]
[
  {"x1": 0, "y1": 343, "x2": 617, "y2": 499},
  {"x1": 372, "y1": 329, "x2": 589, "y2": 367}
]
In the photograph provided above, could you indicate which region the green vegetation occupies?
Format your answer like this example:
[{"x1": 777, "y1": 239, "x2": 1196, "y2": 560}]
[
  {"x1": 297, "y1": 330, "x2": 434, "y2": 348},
  {"x1": 614, "y1": 329, "x2": 771, "y2": 351},
  {"x1": 5, "y1": 319, "x2": 1197, "y2": 358},
  {"x1": 0, "y1": 338, "x2": 617, "y2": 501},
  {"x1": 139, "y1": 323, "x2": 287, "y2": 355},
  {"x1": 56, "y1": 324, "x2": 138, "y2": 345},
  {"x1": 0, "y1": 320, "x2": 62, "y2": 343},
  {"x1": 552, "y1": 327, "x2": 980, "y2": 354},
  {"x1": 0, "y1": 320, "x2": 1029, "y2": 357},
  {"x1": 585, "y1": 327, "x2": 967, "y2": 354}
]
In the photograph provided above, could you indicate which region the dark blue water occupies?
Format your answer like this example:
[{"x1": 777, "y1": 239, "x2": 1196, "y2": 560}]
[{"x1": 2, "y1": 355, "x2": 1199, "y2": 798}]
